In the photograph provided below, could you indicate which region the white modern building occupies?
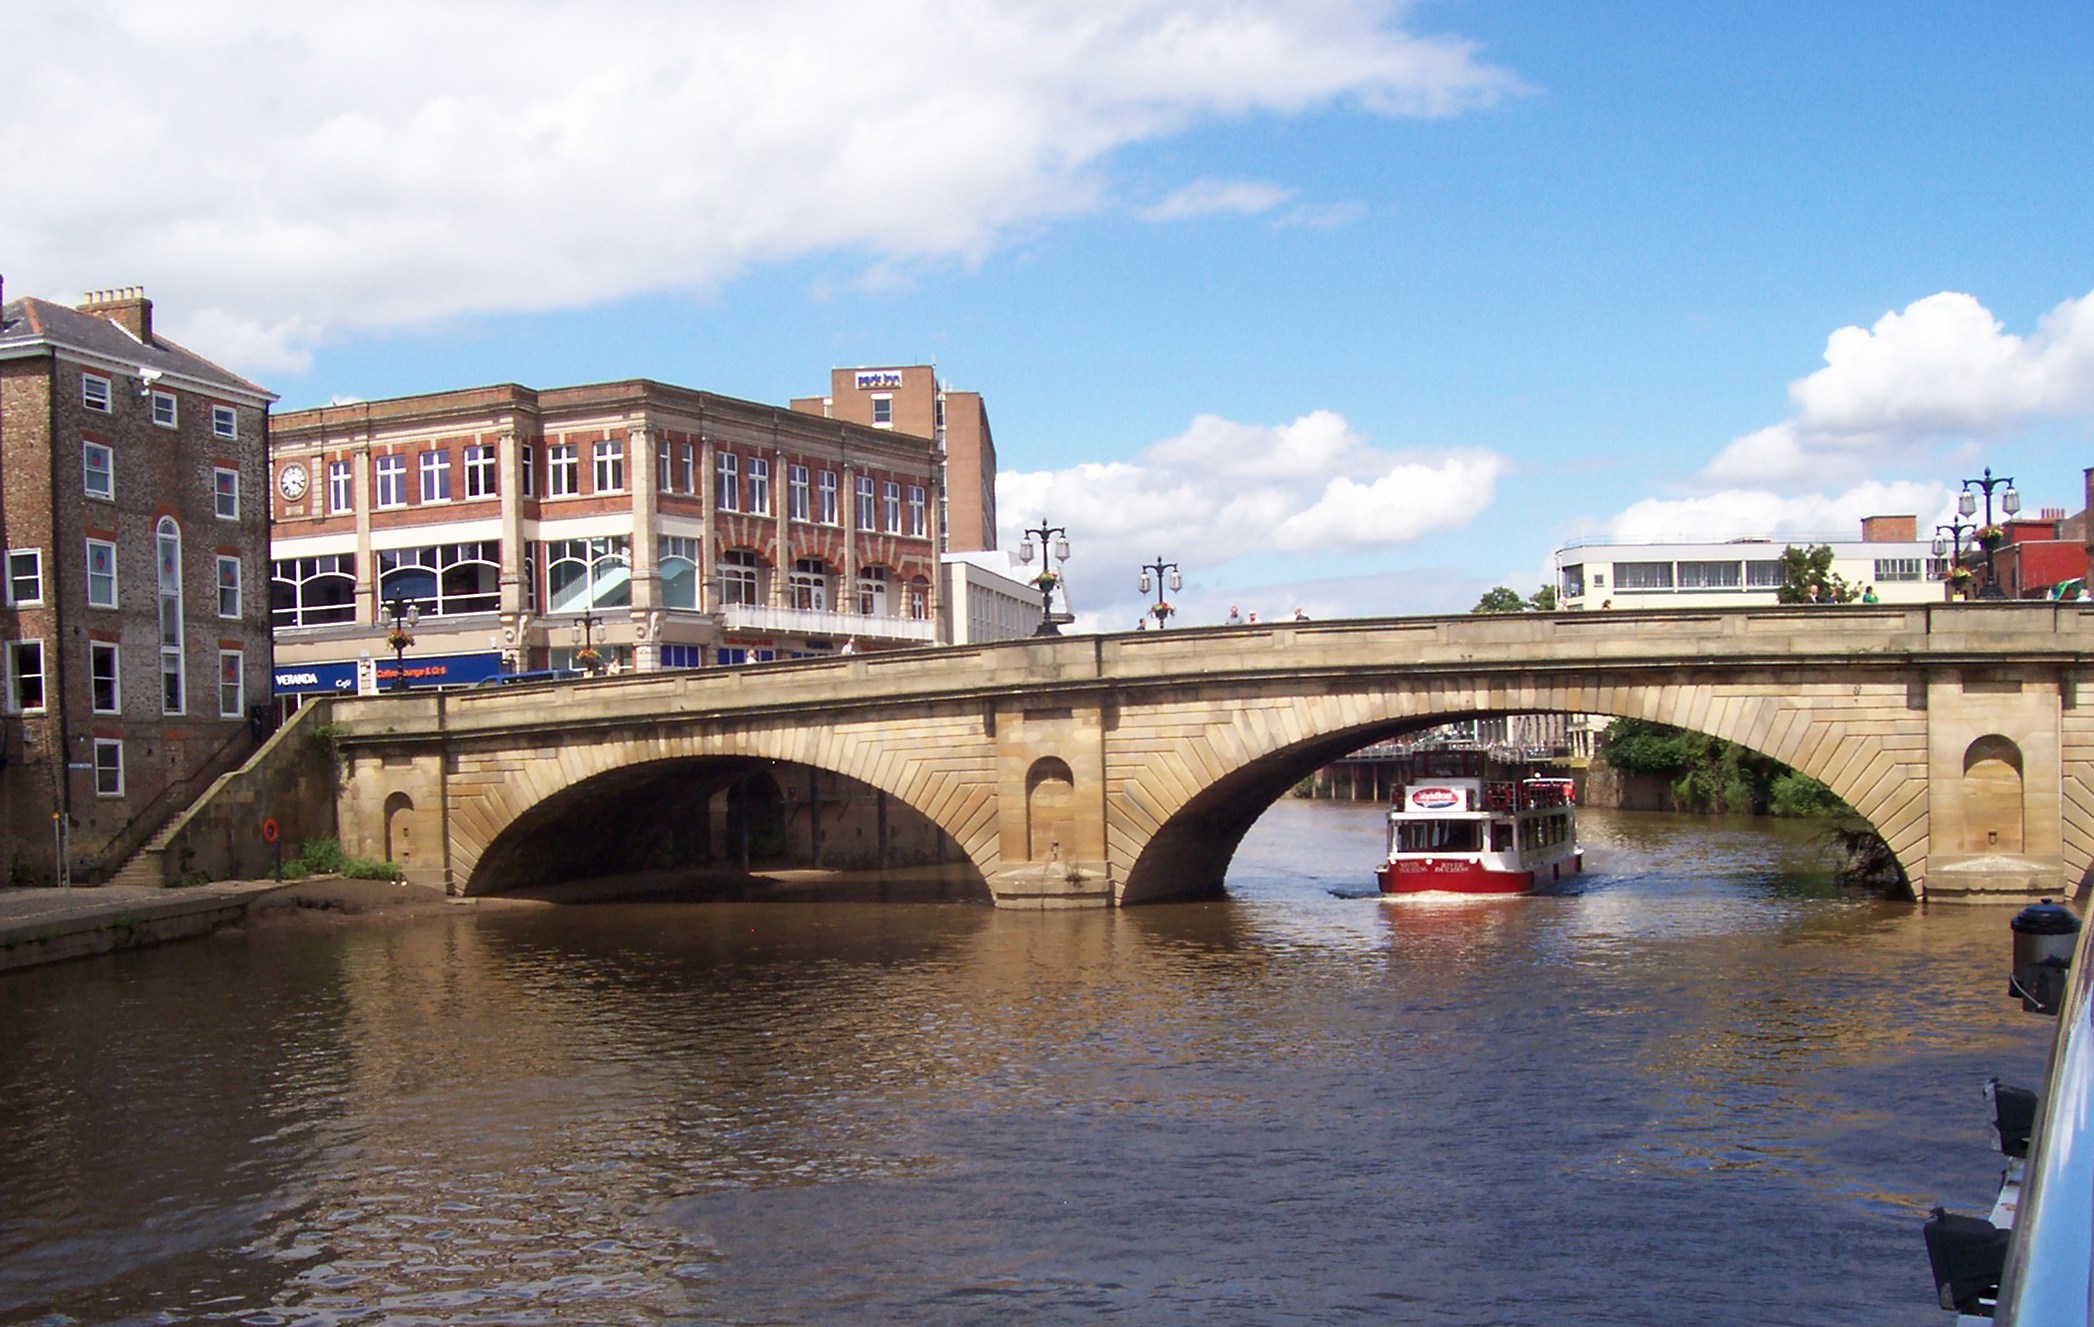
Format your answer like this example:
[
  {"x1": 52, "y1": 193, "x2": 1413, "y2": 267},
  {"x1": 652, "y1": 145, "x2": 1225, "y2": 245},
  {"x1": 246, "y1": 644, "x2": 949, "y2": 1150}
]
[{"x1": 1554, "y1": 515, "x2": 1948, "y2": 610}]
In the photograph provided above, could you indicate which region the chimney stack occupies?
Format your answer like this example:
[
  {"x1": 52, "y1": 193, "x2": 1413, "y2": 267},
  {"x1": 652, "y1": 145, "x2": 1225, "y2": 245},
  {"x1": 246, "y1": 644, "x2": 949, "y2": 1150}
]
[{"x1": 78, "y1": 286, "x2": 153, "y2": 344}]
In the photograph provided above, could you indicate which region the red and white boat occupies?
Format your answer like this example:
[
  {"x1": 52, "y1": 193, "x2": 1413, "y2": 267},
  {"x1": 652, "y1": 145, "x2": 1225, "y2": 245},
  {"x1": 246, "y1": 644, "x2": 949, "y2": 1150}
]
[{"x1": 1379, "y1": 749, "x2": 1582, "y2": 896}]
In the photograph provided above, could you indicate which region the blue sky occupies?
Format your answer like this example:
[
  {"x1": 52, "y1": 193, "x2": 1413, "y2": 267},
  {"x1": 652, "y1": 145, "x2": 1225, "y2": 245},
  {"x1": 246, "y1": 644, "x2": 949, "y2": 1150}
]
[{"x1": 4, "y1": 1, "x2": 2089, "y2": 625}]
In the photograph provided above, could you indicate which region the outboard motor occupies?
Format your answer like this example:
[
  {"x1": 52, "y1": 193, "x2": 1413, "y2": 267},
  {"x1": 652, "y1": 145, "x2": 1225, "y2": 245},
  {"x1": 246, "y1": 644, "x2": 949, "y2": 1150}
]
[{"x1": 2008, "y1": 900, "x2": 2080, "y2": 1014}]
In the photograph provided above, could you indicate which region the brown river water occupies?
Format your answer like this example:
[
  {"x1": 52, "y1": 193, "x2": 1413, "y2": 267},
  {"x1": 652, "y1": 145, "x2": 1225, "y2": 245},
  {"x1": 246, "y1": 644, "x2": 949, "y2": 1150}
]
[{"x1": 0, "y1": 802, "x2": 2060, "y2": 1326}]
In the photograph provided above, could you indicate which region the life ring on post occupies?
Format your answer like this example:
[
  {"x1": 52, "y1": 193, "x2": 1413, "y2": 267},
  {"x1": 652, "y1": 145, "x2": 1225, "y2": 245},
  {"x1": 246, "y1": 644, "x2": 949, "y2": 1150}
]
[{"x1": 261, "y1": 818, "x2": 280, "y2": 844}]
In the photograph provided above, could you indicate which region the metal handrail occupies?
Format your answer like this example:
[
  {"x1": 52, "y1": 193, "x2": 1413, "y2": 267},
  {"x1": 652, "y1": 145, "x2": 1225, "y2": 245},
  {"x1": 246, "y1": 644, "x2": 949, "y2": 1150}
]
[
  {"x1": 1993, "y1": 906, "x2": 2094, "y2": 1325},
  {"x1": 80, "y1": 724, "x2": 258, "y2": 883}
]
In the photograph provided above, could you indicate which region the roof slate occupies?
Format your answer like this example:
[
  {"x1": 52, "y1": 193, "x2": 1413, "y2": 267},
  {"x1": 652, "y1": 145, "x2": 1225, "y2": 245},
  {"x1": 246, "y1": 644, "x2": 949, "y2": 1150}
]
[{"x1": 0, "y1": 295, "x2": 273, "y2": 401}]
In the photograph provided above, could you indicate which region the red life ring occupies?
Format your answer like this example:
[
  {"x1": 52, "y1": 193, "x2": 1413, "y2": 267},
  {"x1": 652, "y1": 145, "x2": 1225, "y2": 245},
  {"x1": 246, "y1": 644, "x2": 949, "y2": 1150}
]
[{"x1": 261, "y1": 818, "x2": 280, "y2": 843}]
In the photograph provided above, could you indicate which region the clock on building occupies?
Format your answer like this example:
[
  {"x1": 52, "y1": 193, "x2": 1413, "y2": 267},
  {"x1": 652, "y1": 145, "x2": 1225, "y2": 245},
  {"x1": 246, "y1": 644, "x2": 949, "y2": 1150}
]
[{"x1": 278, "y1": 462, "x2": 309, "y2": 501}]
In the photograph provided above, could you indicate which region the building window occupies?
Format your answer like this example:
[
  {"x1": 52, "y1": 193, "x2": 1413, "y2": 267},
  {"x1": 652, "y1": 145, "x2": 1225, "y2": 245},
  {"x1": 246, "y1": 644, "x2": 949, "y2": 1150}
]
[
  {"x1": 908, "y1": 485, "x2": 927, "y2": 538},
  {"x1": 157, "y1": 518, "x2": 184, "y2": 714},
  {"x1": 1874, "y1": 557, "x2": 1924, "y2": 583},
  {"x1": 212, "y1": 405, "x2": 238, "y2": 440},
  {"x1": 544, "y1": 536, "x2": 631, "y2": 613},
  {"x1": 856, "y1": 475, "x2": 876, "y2": 529},
  {"x1": 271, "y1": 555, "x2": 357, "y2": 627},
  {"x1": 219, "y1": 650, "x2": 244, "y2": 718},
  {"x1": 790, "y1": 558, "x2": 829, "y2": 610},
  {"x1": 548, "y1": 443, "x2": 579, "y2": 497},
  {"x1": 747, "y1": 457, "x2": 770, "y2": 514},
  {"x1": 151, "y1": 389, "x2": 177, "y2": 428},
  {"x1": 6, "y1": 640, "x2": 46, "y2": 713},
  {"x1": 716, "y1": 452, "x2": 740, "y2": 511},
  {"x1": 818, "y1": 470, "x2": 839, "y2": 525},
  {"x1": 1613, "y1": 561, "x2": 1674, "y2": 591},
  {"x1": 718, "y1": 549, "x2": 761, "y2": 605},
  {"x1": 882, "y1": 481, "x2": 901, "y2": 533},
  {"x1": 329, "y1": 460, "x2": 354, "y2": 514},
  {"x1": 1560, "y1": 564, "x2": 1585, "y2": 599},
  {"x1": 857, "y1": 566, "x2": 890, "y2": 616},
  {"x1": 522, "y1": 444, "x2": 536, "y2": 498},
  {"x1": 6, "y1": 549, "x2": 43, "y2": 606},
  {"x1": 94, "y1": 739, "x2": 124, "y2": 797},
  {"x1": 661, "y1": 643, "x2": 704, "y2": 669},
  {"x1": 907, "y1": 577, "x2": 929, "y2": 620},
  {"x1": 788, "y1": 464, "x2": 810, "y2": 521},
  {"x1": 464, "y1": 444, "x2": 496, "y2": 498},
  {"x1": 83, "y1": 442, "x2": 114, "y2": 499},
  {"x1": 91, "y1": 642, "x2": 120, "y2": 714},
  {"x1": 378, "y1": 542, "x2": 502, "y2": 618},
  {"x1": 214, "y1": 466, "x2": 240, "y2": 520},
  {"x1": 523, "y1": 548, "x2": 538, "y2": 613},
  {"x1": 656, "y1": 438, "x2": 673, "y2": 492},
  {"x1": 374, "y1": 454, "x2": 407, "y2": 508},
  {"x1": 217, "y1": 555, "x2": 242, "y2": 618},
  {"x1": 82, "y1": 373, "x2": 111, "y2": 412},
  {"x1": 871, "y1": 395, "x2": 893, "y2": 427},
  {"x1": 680, "y1": 444, "x2": 695, "y2": 494},
  {"x1": 594, "y1": 439, "x2": 625, "y2": 493},
  {"x1": 1676, "y1": 560, "x2": 1740, "y2": 590},
  {"x1": 1927, "y1": 557, "x2": 1952, "y2": 581},
  {"x1": 1744, "y1": 560, "x2": 1785, "y2": 589},
  {"x1": 86, "y1": 539, "x2": 118, "y2": 608},
  {"x1": 659, "y1": 535, "x2": 699, "y2": 609},
  {"x1": 420, "y1": 449, "x2": 451, "y2": 502}
]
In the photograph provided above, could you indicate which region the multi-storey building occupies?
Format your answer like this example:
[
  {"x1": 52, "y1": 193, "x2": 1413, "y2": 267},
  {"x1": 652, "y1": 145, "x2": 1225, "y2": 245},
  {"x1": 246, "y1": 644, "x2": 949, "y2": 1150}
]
[
  {"x1": 791, "y1": 366, "x2": 998, "y2": 553},
  {"x1": 0, "y1": 283, "x2": 276, "y2": 884},
  {"x1": 1554, "y1": 515, "x2": 1952, "y2": 609},
  {"x1": 267, "y1": 379, "x2": 946, "y2": 704}
]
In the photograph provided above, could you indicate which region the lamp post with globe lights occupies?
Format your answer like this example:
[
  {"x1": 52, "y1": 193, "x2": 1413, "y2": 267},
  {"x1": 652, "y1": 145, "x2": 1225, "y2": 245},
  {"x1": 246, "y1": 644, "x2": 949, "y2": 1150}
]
[
  {"x1": 382, "y1": 593, "x2": 420, "y2": 692},
  {"x1": 1959, "y1": 467, "x2": 2020, "y2": 600},
  {"x1": 1139, "y1": 557, "x2": 1182, "y2": 629},
  {"x1": 1017, "y1": 522, "x2": 1071, "y2": 637},
  {"x1": 1933, "y1": 519, "x2": 1977, "y2": 602}
]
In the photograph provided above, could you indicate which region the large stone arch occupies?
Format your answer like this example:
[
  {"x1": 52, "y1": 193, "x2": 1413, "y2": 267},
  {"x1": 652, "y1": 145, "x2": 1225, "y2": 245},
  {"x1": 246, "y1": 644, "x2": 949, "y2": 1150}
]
[{"x1": 1111, "y1": 672, "x2": 1930, "y2": 904}]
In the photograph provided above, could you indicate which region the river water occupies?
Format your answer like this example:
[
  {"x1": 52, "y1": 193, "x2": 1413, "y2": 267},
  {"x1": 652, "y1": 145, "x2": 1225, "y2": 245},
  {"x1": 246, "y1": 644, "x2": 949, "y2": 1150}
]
[{"x1": 0, "y1": 803, "x2": 2059, "y2": 1326}]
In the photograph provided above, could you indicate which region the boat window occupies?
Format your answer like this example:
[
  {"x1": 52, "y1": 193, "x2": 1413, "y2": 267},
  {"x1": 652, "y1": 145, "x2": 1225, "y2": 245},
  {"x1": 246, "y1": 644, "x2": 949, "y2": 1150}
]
[
  {"x1": 1491, "y1": 823, "x2": 1514, "y2": 852},
  {"x1": 1397, "y1": 820, "x2": 1482, "y2": 853}
]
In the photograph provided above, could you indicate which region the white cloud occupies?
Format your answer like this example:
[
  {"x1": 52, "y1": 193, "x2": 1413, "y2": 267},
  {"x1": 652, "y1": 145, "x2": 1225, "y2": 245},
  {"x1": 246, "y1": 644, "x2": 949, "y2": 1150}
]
[
  {"x1": 0, "y1": 1, "x2": 1520, "y2": 378},
  {"x1": 1705, "y1": 289, "x2": 2094, "y2": 488},
  {"x1": 1139, "y1": 178, "x2": 1297, "y2": 222},
  {"x1": 998, "y1": 411, "x2": 1507, "y2": 618},
  {"x1": 1605, "y1": 480, "x2": 1957, "y2": 544}
]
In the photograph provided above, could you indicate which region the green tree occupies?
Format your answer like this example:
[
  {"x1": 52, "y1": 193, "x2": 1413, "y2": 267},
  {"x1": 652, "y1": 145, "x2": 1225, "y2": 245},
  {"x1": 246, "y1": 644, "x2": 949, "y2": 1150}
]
[
  {"x1": 1774, "y1": 544, "x2": 1859, "y2": 604},
  {"x1": 1528, "y1": 584, "x2": 1559, "y2": 612},
  {"x1": 1596, "y1": 718, "x2": 1852, "y2": 818},
  {"x1": 1472, "y1": 586, "x2": 1526, "y2": 614}
]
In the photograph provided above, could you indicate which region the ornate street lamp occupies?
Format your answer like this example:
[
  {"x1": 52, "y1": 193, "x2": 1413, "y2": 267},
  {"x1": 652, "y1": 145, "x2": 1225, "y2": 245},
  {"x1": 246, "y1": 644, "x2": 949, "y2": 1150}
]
[
  {"x1": 570, "y1": 608, "x2": 606, "y2": 673},
  {"x1": 1016, "y1": 522, "x2": 1071, "y2": 637},
  {"x1": 382, "y1": 593, "x2": 420, "y2": 692},
  {"x1": 1139, "y1": 557, "x2": 1182, "y2": 629},
  {"x1": 1933, "y1": 520, "x2": 1977, "y2": 602},
  {"x1": 1959, "y1": 467, "x2": 2021, "y2": 600}
]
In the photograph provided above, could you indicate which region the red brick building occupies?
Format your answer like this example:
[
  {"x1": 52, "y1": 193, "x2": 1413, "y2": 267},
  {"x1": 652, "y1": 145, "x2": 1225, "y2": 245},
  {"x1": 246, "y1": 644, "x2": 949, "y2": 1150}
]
[
  {"x1": 0, "y1": 283, "x2": 276, "y2": 884},
  {"x1": 791, "y1": 366, "x2": 998, "y2": 553}
]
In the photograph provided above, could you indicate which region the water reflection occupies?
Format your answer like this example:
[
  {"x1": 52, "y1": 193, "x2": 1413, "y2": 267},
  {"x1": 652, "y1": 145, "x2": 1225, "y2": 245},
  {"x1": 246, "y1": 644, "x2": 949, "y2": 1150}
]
[{"x1": 0, "y1": 801, "x2": 2060, "y2": 1326}]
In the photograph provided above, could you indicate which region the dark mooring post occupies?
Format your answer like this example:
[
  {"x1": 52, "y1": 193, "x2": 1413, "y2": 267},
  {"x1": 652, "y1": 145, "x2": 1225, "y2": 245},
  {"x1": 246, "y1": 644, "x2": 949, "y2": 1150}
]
[{"x1": 808, "y1": 768, "x2": 823, "y2": 867}]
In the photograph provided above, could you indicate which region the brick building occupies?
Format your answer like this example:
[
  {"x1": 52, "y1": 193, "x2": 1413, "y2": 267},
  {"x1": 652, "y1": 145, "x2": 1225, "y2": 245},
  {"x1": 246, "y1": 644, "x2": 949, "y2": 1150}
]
[
  {"x1": 267, "y1": 379, "x2": 947, "y2": 702},
  {"x1": 0, "y1": 282, "x2": 276, "y2": 884},
  {"x1": 791, "y1": 366, "x2": 998, "y2": 552}
]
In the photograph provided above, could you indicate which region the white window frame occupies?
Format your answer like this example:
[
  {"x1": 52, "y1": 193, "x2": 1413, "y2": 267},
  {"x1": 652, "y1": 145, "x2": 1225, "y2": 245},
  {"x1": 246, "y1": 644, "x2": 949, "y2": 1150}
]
[
  {"x1": 818, "y1": 471, "x2": 839, "y2": 525},
  {"x1": 211, "y1": 404, "x2": 238, "y2": 440},
  {"x1": 83, "y1": 441, "x2": 114, "y2": 500},
  {"x1": 522, "y1": 444, "x2": 537, "y2": 498},
  {"x1": 213, "y1": 466, "x2": 240, "y2": 520},
  {"x1": 789, "y1": 464, "x2": 811, "y2": 521},
  {"x1": 856, "y1": 475, "x2": 876, "y2": 530},
  {"x1": 716, "y1": 452, "x2": 740, "y2": 511},
  {"x1": 419, "y1": 449, "x2": 451, "y2": 503},
  {"x1": 6, "y1": 549, "x2": 43, "y2": 606},
  {"x1": 593, "y1": 438, "x2": 625, "y2": 493},
  {"x1": 374, "y1": 454, "x2": 407, "y2": 509},
  {"x1": 94, "y1": 739, "x2": 124, "y2": 798},
  {"x1": 157, "y1": 517, "x2": 184, "y2": 715},
  {"x1": 82, "y1": 372, "x2": 112, "y2": 412},
  {"x1": 871, "y1": 394, "x2": 893, "y2": 428},
  {"x1": 328, "y1": 459, "x2": 354, "y2": 515},
  {"x1": 86, "y1": 539, "x2": 118, "y2": 608},
  {"x1": 548, "y1": 443, "x2": 579, "y2": 497},
  {"x1": 882, "y1": 481, "x2": 901, "y2": 533},
  {"x1": 6, "y1": 639, "x2": 47, "y2": 714},
  {"x1": 747, "y1": 457, "x2": 770, "y2": 514},
  {"x1": 90, "y1": 641, "x2": 120, "y2": 714},
  {"x1": 151, "y1": 389, "x2": 177, "y2": 428},
  {"x1": 217, "y1": 555, "x2": 242, "y2": 619},
  {"x1": 218, "y1": 649, "x2": 244, "y2": 718},
  {"x1": 908, "y1": 485, "x2": 927, "y2": 538},
  {"x1": 464, "y1": 443, "x2": 496, "y2": 498}
]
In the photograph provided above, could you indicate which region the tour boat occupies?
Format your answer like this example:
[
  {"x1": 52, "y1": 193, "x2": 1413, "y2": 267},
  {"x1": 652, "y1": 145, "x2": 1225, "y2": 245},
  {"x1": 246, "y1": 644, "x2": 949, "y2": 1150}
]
[{"x1": 1379, "y1": 748, "x2": 1582, "y2": 896}]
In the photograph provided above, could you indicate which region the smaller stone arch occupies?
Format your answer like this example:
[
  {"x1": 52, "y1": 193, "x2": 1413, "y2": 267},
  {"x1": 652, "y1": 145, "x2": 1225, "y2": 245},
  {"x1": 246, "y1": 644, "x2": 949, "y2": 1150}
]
[
  {"x1": 383, "y1": 791, "x2": 416, "y2": 869},
  {"x1": 1963, "y1": 735, "x2": 2025, "y2": 852},
  {"x1": 1026, "y1": 757, "x2": 1076, "y2": 862}
]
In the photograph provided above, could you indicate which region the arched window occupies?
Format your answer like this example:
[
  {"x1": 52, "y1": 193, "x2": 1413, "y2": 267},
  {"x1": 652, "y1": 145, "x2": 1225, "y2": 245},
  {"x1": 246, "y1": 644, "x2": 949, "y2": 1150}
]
[
  {"x1": 1026, "y1": 757, "x2": 1076, "y2": 861},
  {"x1": 719, "y1": 549, "x2": 763, "y2": 606},
  {"x1": 659, "y1": 536, "x2": 699, "y2": 609},
  {"x1": 857, "y1": 565, "x2": 890, "y2": 617},
  {"x1": 1963, "y1": 735, "x2": 2025, "y2": 852},
  {"x1": 790, "y1": 558, "x2": 829, "y2": 611},
  {"x1": 156, "y1": 517, "x2": 184, "y2": 714},
  {"x1": 545, "y1": 536, "x2": 631, "y2": 613}
]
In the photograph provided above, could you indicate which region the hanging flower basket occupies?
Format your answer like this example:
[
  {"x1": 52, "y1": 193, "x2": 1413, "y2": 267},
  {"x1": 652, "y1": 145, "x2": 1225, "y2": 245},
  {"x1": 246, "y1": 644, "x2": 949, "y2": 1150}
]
[
  {"x1": 574, "y1": 646, "x2": 604, "y2": 672},
  {"x1": 1152, "y1": 601, "x2": 1175, "y2": 620},
  {"x1": 1975, "y1": 525, "x2": 2007, "y2": 549},
  {"x1": 1033, "y1": 571, "x2": 1060, "y2": 591},
  {"x1": 1946, "y1": 565, "x2": 1975, "y2": 584},
  {"x1": 385, "y1": 629, "x2": 415, "y2": 652}
]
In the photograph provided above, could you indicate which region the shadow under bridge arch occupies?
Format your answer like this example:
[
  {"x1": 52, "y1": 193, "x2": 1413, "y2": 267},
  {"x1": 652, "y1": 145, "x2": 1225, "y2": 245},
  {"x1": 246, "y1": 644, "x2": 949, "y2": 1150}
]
[
  {"x1": 464, "y1": 755, "x2": 989, "y2": 899},
  {"x1": 1119, "y1": 721, "x2": 1454, "y2": 906}
]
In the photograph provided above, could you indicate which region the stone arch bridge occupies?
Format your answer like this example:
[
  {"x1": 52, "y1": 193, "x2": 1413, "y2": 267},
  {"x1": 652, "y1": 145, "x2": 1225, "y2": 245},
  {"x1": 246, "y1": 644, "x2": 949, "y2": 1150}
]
[{"x1": 324, "y1": 603, "x2": 2094, "y2": 905}]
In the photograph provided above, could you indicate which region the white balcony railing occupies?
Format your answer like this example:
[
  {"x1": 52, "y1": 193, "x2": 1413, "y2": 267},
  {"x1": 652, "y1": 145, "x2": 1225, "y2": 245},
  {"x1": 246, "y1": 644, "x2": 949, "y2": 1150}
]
[{"x1": 718, "y1": 603, "x2": 936, "y2": 643}]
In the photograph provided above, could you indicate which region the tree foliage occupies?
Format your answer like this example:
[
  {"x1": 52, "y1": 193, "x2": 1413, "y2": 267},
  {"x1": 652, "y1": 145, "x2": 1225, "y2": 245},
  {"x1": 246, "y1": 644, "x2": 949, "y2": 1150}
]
[
  {"x1": 1529, "y1": 584, "x2": 1558, "y2": 612},
  {"x1": 1597, "y1": 717, "x2": 1850, "y2": 817},
  {"x1": 1774, "y1": 544, "x2": 1859, "y2": 604},
  {"x1": 1472, "y1": 586, "x2": 1526, "y2": 613}
]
